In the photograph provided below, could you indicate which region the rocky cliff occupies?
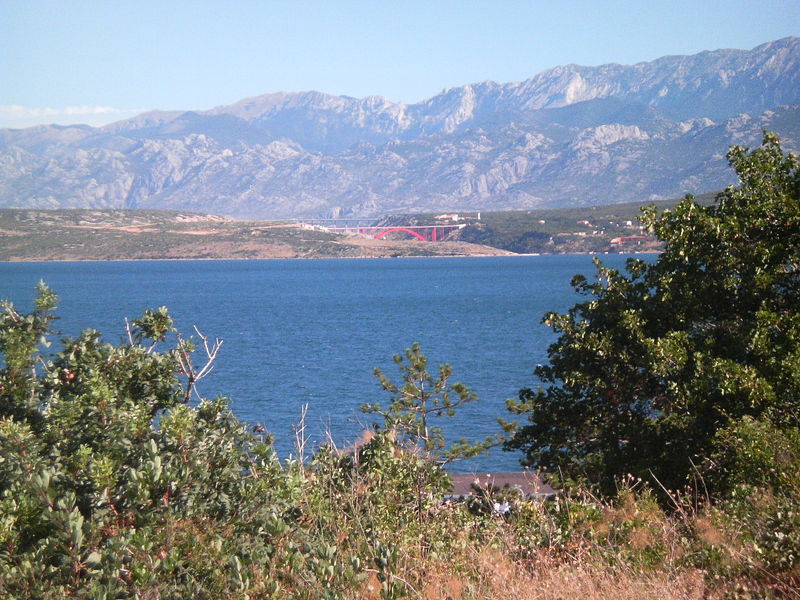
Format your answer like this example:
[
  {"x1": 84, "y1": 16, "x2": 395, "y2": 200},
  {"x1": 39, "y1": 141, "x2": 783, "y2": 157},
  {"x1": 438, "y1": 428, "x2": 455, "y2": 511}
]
[{"x1": 1, "y1": 38, "x2": 798, "y2": 219}]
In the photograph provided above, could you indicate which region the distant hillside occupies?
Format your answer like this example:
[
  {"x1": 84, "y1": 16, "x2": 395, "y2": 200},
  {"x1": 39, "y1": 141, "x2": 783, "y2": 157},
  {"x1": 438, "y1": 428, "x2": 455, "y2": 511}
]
[
  {"x1": 1, "y1": 38, "x2": 798, "y2": 219},
  {"x1": 381, "y1": 193, "x2": 717, "y2": 254},
  {"x1": 0, "y1": 191, "x2": 718, "y2": 261},
  {"x1": 0, "y1": 210, "x2": 510, "y2": 261}
]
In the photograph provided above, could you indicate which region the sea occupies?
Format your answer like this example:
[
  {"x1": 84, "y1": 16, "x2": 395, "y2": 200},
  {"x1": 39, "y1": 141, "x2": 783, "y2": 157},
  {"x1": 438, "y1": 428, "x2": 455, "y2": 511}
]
[{"x1": 0, "y1": 254, "x2": 646, "y2": 472}]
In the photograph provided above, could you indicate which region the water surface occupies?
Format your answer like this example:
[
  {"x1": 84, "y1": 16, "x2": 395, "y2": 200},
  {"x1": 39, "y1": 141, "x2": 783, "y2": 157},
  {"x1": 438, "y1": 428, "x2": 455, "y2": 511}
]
[{"x1": 1, "y1": 255, "x2": 644, "y2": 472}]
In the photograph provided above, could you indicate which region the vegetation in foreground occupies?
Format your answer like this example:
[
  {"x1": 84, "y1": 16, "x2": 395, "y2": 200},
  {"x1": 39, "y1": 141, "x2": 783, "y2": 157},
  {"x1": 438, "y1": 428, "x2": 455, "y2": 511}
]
[
  {"x1": 0, "y1": 135, "x2": 798, "y2": 598},
  {"x1": 506, "y1": 133, "x2": 800, "y2": 495}
]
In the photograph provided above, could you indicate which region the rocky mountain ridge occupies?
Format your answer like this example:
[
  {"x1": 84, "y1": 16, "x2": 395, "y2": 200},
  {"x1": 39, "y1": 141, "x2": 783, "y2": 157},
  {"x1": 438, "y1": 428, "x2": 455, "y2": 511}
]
[{"x1": 1, "y1": 37, "x2": 798, "y2": 219}]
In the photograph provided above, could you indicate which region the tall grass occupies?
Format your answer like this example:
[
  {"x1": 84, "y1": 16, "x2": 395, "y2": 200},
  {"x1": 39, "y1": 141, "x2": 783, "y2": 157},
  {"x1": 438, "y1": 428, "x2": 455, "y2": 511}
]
[{"x1": 272, "y1": 435, "x2": 800, "y2": 599}]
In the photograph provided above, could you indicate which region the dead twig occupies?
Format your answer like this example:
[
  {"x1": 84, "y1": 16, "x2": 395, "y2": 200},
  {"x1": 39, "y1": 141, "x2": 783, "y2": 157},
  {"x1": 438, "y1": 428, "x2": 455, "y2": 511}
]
[{"x1": 176, "y1": 326, "x2": 223, "y2": 402}]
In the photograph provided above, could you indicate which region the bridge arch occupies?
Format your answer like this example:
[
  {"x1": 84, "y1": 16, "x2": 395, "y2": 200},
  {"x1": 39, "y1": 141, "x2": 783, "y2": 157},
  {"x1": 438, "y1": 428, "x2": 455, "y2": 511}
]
[{"x1": 374, "y1": 227, "x2": 427, "y2": 241}]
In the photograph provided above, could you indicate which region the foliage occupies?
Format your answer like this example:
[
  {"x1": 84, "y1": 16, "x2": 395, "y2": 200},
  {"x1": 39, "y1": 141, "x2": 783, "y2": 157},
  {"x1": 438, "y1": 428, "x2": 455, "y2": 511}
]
[
  {"x1": 0, "y1": 286, "x2": 365, "y2": 598},
  {"x1": 4, "y1": 130, "x2": 800, "y2": 598},
  {"x1": 0, "y1": 290, "x2": 496, "y2": 599},
  {"x1": 0, "y1": 280, "x2": 57, "y2": 424},
  {"x1": 362, "y1": 342, "x2": 502, "y2": 463},
  {"x1": 2, "y1": 283, "x2": 798, "y2": 597},
  {"x1": 709, "y1": 417, "x2": 800, "y2": 575},
  {"x1": 505, "y1": 133, "x2": 800, "y2": 495}
]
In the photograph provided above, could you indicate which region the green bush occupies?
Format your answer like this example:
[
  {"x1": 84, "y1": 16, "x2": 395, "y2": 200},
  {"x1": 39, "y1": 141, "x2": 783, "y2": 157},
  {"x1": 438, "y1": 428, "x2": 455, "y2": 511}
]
[
  {"x1": 0, "y1": 285, "x2": 364, "y2": 599},
  {"x1": 2, "y1": 284, "x2": 798, "y2": 598},
  {"x1": 4, "y1": 128, "x2": 798, "y2": 598},
  {"x1": 506, "y1": 133, "x2": 800, "y2": 496},
  {"x1": 708, "y1": 416, "x2": 800, "y2": 575}
]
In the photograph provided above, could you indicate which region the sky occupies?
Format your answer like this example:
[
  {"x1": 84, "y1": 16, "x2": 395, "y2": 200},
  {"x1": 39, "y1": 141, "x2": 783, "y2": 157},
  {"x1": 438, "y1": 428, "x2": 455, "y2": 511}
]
[{"x1": 1, "y1": 0, "x2": 798, "y2": 129}]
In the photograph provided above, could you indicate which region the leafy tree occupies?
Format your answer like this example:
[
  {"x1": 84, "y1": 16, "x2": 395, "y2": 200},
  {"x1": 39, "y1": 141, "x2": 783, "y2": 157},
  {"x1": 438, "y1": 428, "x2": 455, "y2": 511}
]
[
  {"x1": 0, "y1": 287, "x2": 361, "y2": 598},
  {"x1": 505, "y1": 133, "x2": 800, "y2": 495},
  {"x1": 362, "y1": 342, "x2": 501, "y2": 464},
  {"x1": 0, "y1": 281, "x2": 57, "y2": 424}
]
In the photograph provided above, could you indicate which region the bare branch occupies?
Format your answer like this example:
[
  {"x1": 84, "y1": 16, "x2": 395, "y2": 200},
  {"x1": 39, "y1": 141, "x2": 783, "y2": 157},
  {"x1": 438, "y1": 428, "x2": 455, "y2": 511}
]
[
  {"x1": 124, "y1": 318, "x2": 135, "y2": 346},
  {"x1": 293, "y1": 404, "x2": 309, "y2": 472},
  {"x1": 177, "y1": 327, "x2": 223, "y2": 402},
  {"x1": 191, "y1": 326, "x2": 222, "y2": 382}
]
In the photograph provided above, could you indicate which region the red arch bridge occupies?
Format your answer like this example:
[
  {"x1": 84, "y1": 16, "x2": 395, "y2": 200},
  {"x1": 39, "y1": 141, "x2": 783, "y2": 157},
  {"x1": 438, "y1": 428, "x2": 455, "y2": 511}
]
[{"x1": 313, "y1": 224, "x2": 466, "y2": 242}]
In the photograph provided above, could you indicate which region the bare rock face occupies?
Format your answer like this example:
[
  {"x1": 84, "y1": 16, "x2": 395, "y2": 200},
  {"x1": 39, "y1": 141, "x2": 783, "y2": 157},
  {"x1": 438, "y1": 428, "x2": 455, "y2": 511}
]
[{"x1": 1, "y1": 38, "x2": 798, "y2": 219}]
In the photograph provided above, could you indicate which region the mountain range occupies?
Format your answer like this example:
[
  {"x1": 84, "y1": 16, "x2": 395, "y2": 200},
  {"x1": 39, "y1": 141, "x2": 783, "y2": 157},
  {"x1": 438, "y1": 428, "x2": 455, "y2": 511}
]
[{"x1": 1, "y1": 37, "x2": 798, "y2": 219}]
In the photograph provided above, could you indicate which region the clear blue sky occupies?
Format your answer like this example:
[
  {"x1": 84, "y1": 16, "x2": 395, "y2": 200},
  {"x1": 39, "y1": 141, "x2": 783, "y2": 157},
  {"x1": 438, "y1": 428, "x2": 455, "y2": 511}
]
[{"x1": 1, "y1": 0, "x2": 798, "y2": 128}]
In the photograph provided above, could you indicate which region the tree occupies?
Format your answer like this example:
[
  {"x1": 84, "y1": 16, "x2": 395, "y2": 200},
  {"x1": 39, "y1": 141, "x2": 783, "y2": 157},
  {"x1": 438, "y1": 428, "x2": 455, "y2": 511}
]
[
  {"x1": 0, "y1": 281, "x2": 57, "y2": 424},
  {"x1": 0, "y1": 287, "x2": 358, "y2": 598},
  {"x1": 505, "y1": 133, "x2": 800, "y2": 495},
  {"x1": 362, "y1": 342, "x2": 501, "y2": 464}
]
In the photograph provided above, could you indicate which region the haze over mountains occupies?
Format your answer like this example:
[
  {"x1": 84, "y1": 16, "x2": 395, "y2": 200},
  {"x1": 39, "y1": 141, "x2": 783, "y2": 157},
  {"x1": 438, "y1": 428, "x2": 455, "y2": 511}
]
[{"x1": 1, "y1": 38, "x2": 798, "y2": 219}]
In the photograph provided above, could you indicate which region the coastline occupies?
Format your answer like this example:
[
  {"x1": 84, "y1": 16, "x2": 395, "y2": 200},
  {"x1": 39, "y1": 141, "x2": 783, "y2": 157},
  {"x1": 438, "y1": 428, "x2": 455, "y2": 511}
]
[
  {"x1": 0, "y1": 208, "x2": 662, "y2": 262},
  {"x1": 0, "y1": 250, "x2": 664, "y2": 264}
]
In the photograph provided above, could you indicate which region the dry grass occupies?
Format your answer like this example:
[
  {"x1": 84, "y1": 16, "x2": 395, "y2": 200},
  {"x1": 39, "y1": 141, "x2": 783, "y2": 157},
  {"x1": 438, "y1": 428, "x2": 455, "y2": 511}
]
[
  {"x1": 405, "y1": 550, "x2": 708, "y2": 600},
  {"x1": 330, "y1": 479, "x2": 799, "y2": 600},
  {"x1": 479, "y1": 561, "x2": 705, "y2": 600}
]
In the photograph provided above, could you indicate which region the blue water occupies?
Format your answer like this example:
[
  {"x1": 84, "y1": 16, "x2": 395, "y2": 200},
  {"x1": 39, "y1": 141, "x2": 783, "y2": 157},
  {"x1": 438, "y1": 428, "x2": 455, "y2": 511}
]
[{"x1": 0, "y1": 255, "x2": 643, "y2": 472}]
